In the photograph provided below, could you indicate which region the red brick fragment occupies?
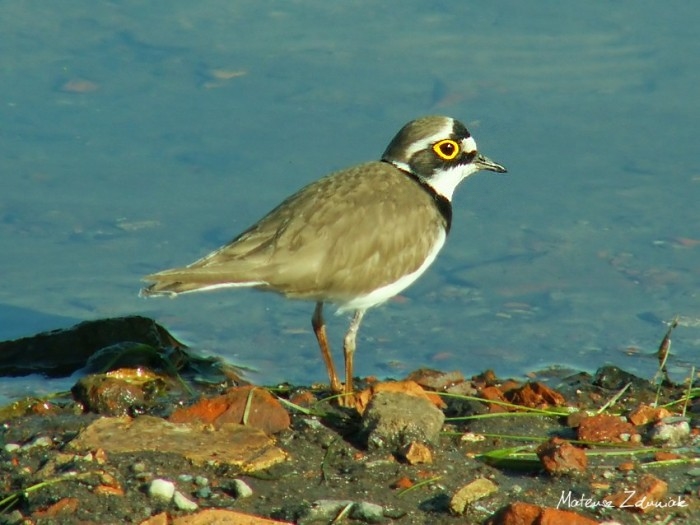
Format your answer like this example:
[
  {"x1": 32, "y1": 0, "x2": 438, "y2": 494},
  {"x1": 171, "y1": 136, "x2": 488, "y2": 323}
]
[
  {"x1": 170, "y1": 386, "x2": 290, "y2": 434},
  {"x1": 536, "y1": 437, "x2": 587, "y2": 475},
  {"x1": 485, "y1": 501, "x2": 598, "y2": 525},
  {"x1": 577, "y1": 413, "x2": 638, "y2": 443}
]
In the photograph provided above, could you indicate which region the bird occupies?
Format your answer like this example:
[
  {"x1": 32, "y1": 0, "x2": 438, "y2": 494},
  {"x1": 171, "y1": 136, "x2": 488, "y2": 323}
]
[{"x1": 141, "y1": 115, "x2": 506, "y2": 402}]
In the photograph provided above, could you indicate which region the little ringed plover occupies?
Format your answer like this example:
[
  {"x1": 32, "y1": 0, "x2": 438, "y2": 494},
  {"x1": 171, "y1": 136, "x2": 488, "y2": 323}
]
[{"x1": 141, "y1": 115, "x2": 507, "y2": 400}]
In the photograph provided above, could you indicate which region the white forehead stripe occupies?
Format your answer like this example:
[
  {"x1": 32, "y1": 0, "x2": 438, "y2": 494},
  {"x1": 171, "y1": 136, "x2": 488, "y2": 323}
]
[{"x1": 402, "y1": 118, "x2": 457, "y2": 159}]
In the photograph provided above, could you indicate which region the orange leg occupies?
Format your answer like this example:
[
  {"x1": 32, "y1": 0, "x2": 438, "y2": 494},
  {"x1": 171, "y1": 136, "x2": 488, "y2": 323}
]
[{"x1": 312, "y1": 302, "x2": 342, "y2": 394}]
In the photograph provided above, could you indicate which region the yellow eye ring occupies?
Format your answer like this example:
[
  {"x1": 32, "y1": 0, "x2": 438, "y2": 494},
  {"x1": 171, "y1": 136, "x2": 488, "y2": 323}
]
[{"x1": 432, "y1": 139, "x2": 460, "y2": 160}]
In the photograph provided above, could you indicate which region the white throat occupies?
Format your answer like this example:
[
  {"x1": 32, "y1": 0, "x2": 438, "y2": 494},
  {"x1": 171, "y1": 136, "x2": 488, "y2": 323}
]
[{"x1": 425, "y1": 162, "x2": 479, "y2": 200}]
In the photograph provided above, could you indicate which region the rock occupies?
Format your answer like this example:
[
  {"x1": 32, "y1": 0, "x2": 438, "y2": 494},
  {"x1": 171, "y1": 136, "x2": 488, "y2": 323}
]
[
  {"x1": 648, "y1": 417, "x2": 690, "y2": 446},
  {"x1": 360, "y1": 391, "x2": 445, "y2": 451},
  {"x1": 31, "y1": 497, "x2": 80, "y2": 520},
  {"x1": 170, "y1": 509, "x2": 292, "y2": 524},
  {"x1": 593, "y1": 365, "x2": 648, "y2": 391},
  {"x1": 450, "y1": 478, "x2": 498, "y2": 514},
  {"x1": 486, "y1": 501, "x2": 598, "y2": 525},
  {"x1": 504, "y1": 381, "x2": 566, "y2": 408},
  {"x1": 354, "y1": 380, "x2": 446, "y2": 414},
  {"x1": 404, "y1": 368, "x2": 466, "y2": 391},
  {"x1": 536, "y1": 437, "x2": 588, "y2": 475},
  {"x1": 479, "y1": 385, "x2": 510, "y2": 413},
  {"x1": 23, "y1": 436, "x2": 53, "y2": 450},
  {"x1": 576, "y1": 413, "x2": 638, "y2": 443},
  {"x1": 400, "y1": 441, "x2": 433, "y2": 465},
  {"x1": 148, "y1": 479, "x2": 175, "y2": 502},
  {"x1": 604, "y1": 474, "x2": 668, "y2": 513},
  {"x1": 0, "y1": 316, "x2": 185, "y2": 377},
  {"x1": 301, "y1": 500, "x2": 354, "y2": 523},
  {"x1": 173, "y1": 490, "x2": 198, "y2": 511},
  {"x1": 72, "y1": 373, "x2": 149, "y2": 416},
  {"x1": 628, "y1": 404, "x2": 671, "y2": 425},
  {"x1": 67, "y1": 415, "x2": 287, "y2": 472},
  {"x1": 169, "y1": 386, "x2": 290, "y2": 435},
  {"x1": 299, "y1": 500, "x2": 386, "y2": 524},
  {"x1": 350, "y1": 501, "x2": 385, "y2": 523},
  {"x1": 232, "y1": 478, "x2": 254, "y2": 498}
]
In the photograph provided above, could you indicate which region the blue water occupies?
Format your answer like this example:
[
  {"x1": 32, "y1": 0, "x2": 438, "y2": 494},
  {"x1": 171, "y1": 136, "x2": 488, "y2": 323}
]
[{"x1": 2, "y1": 2, "x2": 699, "y2": 402}]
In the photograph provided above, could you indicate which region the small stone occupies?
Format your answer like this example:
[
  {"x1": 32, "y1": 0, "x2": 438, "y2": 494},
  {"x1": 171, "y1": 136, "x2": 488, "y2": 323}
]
[
  {"x1": 4, "y1": 443, "x2": 20, "y2": 453},
  {"x1": 194, "y1": 475, "x2": 209, "y2": 487},
  {"x1": 628, "y1": 404, "x2": 671, "y2": 426},
  {"x1": 536, "y1": 437, "x2": 587, "y2": 475},
  {"x1": 401, "y1": 441, "x2": 433, "y2": 465},
  {"x1": 617, "y1": 461, "x2": 635, "y2": 472},
  {"x1": 391, "y1": 476, "x2": 413, "y2": 490},
  {"x1": 593, "y1": 365, "x2": 647, "y2": 390},
  {"x1": 148, "y1": 479, "x2": 175, "y2": 502},
  {"x1": 604, "y1": 474, "x2": 668, "y2": 513},
  {"x1": 232, "y1": 479, "x2": 253, "y2": 498},
  {"x1": 173, "y1": 490, "x2": 198, "y2": 511},
  {"x1": 350, "y1": 501, "x2": 384, "y2": 523},
  {"x1": 131, "y1": 461, "x2": 147, "y2": 474},
  {"x1": 302, "y1": 500, "x2": 354, "y2": 522},
  {"x1": 648, "y1": 418, "x2": 690, "y2": 446},
  {"x1": 450, "y1": 478, "x2": 498, "y2": 514},
  {"x1": 28, "y1": 436, "x2": 53, "y2": 449},
  {"x1": 504, "y1": 381, "x2": 566, "y2": 408},
  {"x1": 486, "y1": 501, "x2": 598, "y2": 525},
  {"x1": 178, "y1": 474, "x2": 193, "y2": 483},
  {"x1": 195, "y1": 486, "x2": 212, "y2": 499},
  {"x1": 577, "y1": 414, "x2": 638, "y2": 443}
]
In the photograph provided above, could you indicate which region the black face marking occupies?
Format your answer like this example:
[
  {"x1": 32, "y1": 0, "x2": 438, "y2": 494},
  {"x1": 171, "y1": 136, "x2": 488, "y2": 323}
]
[{"x1": 452, "y1": 120, "x2": 471, "y2": 140}]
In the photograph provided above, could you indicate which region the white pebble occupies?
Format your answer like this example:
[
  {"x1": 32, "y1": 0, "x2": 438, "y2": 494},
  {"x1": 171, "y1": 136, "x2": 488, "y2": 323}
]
[
  {"x1": 233, "y1": 479, "x2": 253, "y2": 498},
  {"x1": 148, "y1": 479, "x2": 175, "y2": 502},
  {"x1": 173, "y1": 490, "x2": 198, "y2": 511}
]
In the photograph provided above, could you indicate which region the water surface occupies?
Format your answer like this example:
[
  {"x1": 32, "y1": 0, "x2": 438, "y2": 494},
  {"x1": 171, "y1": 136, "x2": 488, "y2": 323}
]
[{"x1": 2, "y1": 2, "x2": 699, "y2": 401}]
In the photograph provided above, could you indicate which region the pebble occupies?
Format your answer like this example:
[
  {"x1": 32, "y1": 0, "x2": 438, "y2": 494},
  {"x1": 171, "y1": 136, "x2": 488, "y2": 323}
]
[
  {"x1": 195, "y1": 486, "x2": 212, "y2": 499},
  {"x1": 173, "y1": 490, "x2": 198, "y2": 511},
  {"x1": 232, "y1": 478, "x2": 253, "y2": 498},
  {"x1": 4, "y1": 443, "x2": 20, "y2": 453},
  {"x1": 648, "y1": 418, "x2": 690, "y2": 446},
  {"x1": 23, "y1": 436, "x2": 52, "y2": 450},
  {"x1": 194, "y1": 475, "x2": 209, "y2": 487},
  {"x1": 300, "y1": 500, "x2": 386, "y2": 524},
  {"x1": 130, "y1": 462, "x2": 147, "y2": 474},
  {"x1": 148, "y1": 479, "x2": 175, "y2": 502},
  {"x1": 450, "y1": 478, "x2": 499, "y2": 515},
  {"x1": 350, "y1": 501, "x2": 384, "y2": 523}
]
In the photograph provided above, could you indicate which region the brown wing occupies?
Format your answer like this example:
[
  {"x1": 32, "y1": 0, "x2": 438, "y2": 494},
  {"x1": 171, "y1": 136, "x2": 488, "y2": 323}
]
[{"x1": 143, "y1": 161, "x2": 447, "y2": 299}]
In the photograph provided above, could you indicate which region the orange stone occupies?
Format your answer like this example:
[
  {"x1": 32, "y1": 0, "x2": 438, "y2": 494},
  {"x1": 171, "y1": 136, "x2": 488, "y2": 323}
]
[
  {"x1": 536, "y1": 437, "x2": 588, "y2": 474},
  {"x1": 485, "y1": 501, "x2": 598, "y2": 525},
  {"x1": 628, "y1": 404, "x2": 672, "y2": 426},
  {"x1": 604, "y1": 474, "x2": 669, "y2": 513},
  {"x1": 170, "y1": 386, "x2": 290, "y2": 434},
  {"x1": 577, "y1": 413, "x2": 638, "y2": 443}
]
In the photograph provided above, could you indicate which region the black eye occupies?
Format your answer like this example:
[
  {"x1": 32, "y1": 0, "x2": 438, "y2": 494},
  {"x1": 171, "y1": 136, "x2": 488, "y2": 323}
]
[{"x1": 432, "y1": 139, "x2": 460, "y2": 160}]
